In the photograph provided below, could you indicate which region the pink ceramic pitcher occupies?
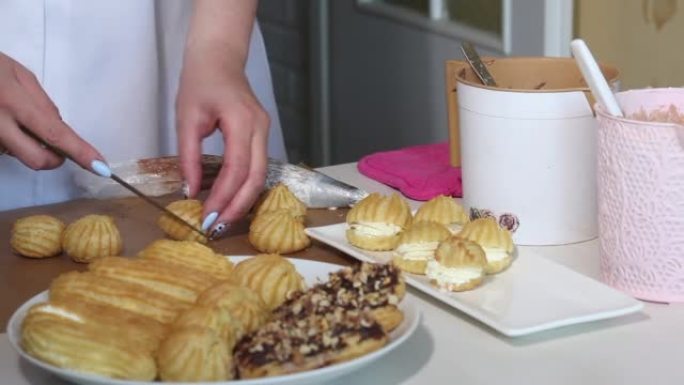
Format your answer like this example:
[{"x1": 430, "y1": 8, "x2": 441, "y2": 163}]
[{"x1": 596, "y1": 88, "x2": 684, "y2": 302}]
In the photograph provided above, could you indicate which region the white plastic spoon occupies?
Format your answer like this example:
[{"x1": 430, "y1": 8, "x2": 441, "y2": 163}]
[
  {"x1": 572, "y1": 39, "x2": 684, "y2": 150},
  {"x1": 570, "y1": 39, "x2": 624, "y2": 117}
]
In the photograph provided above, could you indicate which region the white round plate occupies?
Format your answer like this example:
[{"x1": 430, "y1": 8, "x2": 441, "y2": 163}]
[{"x1": 8, "y1": 257, "x2": 420, "y2": 385}]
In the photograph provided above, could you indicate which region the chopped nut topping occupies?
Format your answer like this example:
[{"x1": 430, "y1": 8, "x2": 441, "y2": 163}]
[{"x1": 236, "y1": 263, "x2": 402, "y2": 373}]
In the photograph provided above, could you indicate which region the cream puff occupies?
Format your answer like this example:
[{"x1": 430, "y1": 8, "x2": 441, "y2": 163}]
[
  {"x1": 248, "y1": 209, "x2": 310, "y2": 254},
  {"x1": 413, "y1": 195, "x2": 469, "y2": 234},
  {"x1": 426, "y1": 237, "x2": 487, "y2": 292},
  {"x1": 253, "y1": 183, "x2": 307, "y2": 219},
  {"x1": 233, "y1": 254, "x2": 306, "y2": 310},
  {"x1": 196, "y1": 282, "x2": 269, "y2": 334},
  {"x1": 62, "y1": 215, "x2": 122, "y2": 263},
  {"x1": 157, "y1": 326, "x2": 234, "y2": 381},
  {"x1": 457, "y1": 217, "x2": 515, "y2": 274},
  {"x1": 172, "y1": 305, "x2": 244, "y2": 348},
  {"x1": 345, "y1": 193, "x2": 412, "y2": 251},
  {"x1": 392, "y1": 221, "x2": 451, "y2": 275},
  {"x1": 157, "y1": 199, "x2": 208, "y2": 244},
  {"x1": 11, "y1": 215, "x2": 65, "y2": 258}
]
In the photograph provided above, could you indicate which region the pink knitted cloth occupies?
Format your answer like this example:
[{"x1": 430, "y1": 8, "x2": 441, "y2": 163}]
[{"x1": 357, "y1": 142, "x2": 462, "y2": 200}]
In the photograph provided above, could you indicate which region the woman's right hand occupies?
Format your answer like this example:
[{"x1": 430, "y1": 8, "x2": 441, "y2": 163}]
[{"x1": 0, "y1": 52, "x2": 105, "y2": 172}]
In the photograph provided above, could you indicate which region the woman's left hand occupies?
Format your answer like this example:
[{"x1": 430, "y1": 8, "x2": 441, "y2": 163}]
[{"x1": 176, "y1": 44, "x2": 269, "y2": 239}]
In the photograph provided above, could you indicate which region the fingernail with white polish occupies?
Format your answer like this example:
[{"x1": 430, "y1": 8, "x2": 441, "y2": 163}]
[
  {"x1": 201, "y1": 212, "x2": 219, "y2": 231},
  {"x1": 209, "y1": 222, "x2": 230, "y2": 240},
  {"x1": 181, "y1": 181, "x2": 190, "y2": 199},
  {"x1": 91, "y1": 160, "x2": 112, "y2": 177}
]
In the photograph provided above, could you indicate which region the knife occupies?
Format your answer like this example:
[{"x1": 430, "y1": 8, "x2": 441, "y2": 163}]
[
  {"x1": 20, "y1": 126, "x2": 207, "y2": 239},
  {"x1": 461, "y1": 42, "x2": 498, "y2": 87}
]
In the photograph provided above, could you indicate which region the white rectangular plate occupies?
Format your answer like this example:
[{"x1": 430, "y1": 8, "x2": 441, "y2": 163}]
[{"x1": 305, "y1": 223, "x2": 644, "y2": 337}]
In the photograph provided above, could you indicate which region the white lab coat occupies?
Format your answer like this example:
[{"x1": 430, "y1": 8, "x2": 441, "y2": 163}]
[{"x1": 0, "y1": 0, "x2": 286, "y2": 211}]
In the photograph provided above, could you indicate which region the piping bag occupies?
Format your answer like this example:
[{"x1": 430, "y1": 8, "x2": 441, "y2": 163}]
[{"x1": 73, "y1": 155, "x2": 368, "y2": 209}]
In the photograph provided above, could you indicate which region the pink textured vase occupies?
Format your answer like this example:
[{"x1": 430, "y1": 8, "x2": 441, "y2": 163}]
[{"x1": 596, "y1": 88, "x2": 684, "y2": 302}]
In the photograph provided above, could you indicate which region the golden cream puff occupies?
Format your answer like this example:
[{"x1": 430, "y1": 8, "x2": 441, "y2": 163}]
[
  {"x1": 253, "y1": 183, "x2": 307, "y2": 219},
  {"x1": 62, "y1": 215, "x2": 122, "y2": 263},
  {"x1": 392, "y1": 221, "x2": 451, "y2": 275},
  {"x1": 157, "y1": 199, "x2": 208, "y2": 244},
  {"x1": 345, "y1": 193, "x2": 412, "y2": 251},
  {"x1": 427, "y1": 237, "x2": 487, "y2": 292},
  {"x1": 172, "y1": 305, "x2": 244, "y2": 348},
  {"x1": 457, "y1": 217, "x2": 515, "y2": 274},
  {"x1": 414, "y1": 195, "x2": 469, "y2": 233},
  {"x1": 248, "y1": 210, "x2": 310, "y2": 254},
  {"x1": 233, "y1": 254, "x2": 306, "y2": 310},
  {"x1": 11, "y1": 215, "x2": 65, "y2": 258},
  {"x1": 196, "y1": 282, "x2": 269, "y2": 334},
  {"x1": 157, "y1": 326, "x2": 234, "y2": 381}
]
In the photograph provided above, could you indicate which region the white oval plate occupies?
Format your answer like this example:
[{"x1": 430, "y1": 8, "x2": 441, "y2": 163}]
[{"x1": 8, "y1": 257, "x2": 420, "y2": 385}]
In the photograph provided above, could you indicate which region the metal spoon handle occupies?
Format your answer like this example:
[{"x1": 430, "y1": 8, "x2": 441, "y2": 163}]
[{"x1": 461, "y1": 42, "x2": 498, "y2": 87}]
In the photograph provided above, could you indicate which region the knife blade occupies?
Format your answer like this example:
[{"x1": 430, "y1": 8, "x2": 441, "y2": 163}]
[
  {"x1": 20, "y1": 126, "x2": 207, "y2": 239},
  {"x1": 108, "y1": 173, "x2": 207, "y2": 239},
  {"x1": 461, "y1": 42, "x2": 498, "y2": 87}
]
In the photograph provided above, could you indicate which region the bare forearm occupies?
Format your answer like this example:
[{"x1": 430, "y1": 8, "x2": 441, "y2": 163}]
[{"x1": 186, "y1": 0, "x2": 258, "y2": 70}]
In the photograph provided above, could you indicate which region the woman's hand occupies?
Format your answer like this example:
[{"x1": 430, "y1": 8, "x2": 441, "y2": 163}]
[
  {"x1": 177, "y1": 0, "x2": 267, "y2": 239},
  {"x1": 0, "y1": 52, "x2": 105, "y2": 172}
]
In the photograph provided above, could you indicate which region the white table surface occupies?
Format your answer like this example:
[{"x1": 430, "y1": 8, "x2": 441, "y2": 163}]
[{"x1": 2, "y1": 162, "x2": 683, "y2": 385}]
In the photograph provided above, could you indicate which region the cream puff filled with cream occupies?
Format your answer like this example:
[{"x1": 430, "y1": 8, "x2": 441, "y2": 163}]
[
  {"x1": 413, "y1": 195, "x2": 469, "y2": 234},
  {"x1": 457, "y1": 217, "x2": 515, "y2": 274},
  {"x1": 345, "y1": 193, "x2": 412, "y2": 251},
  {"x1": 427, "y1": 237, "x2": 487, "y2": 292},
  {"x1": 392, "y1": 221, "x2": 451, "y2": 274}
]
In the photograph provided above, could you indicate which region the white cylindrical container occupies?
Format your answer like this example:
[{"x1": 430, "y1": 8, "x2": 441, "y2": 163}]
[{"x1": 454, "y1": 57, "x2": 619, "y2": 245}]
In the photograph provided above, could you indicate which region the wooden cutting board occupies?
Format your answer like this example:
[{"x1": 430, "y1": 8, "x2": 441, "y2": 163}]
[{"x1": 0, "y1": 194, "x2": 353, "y2": 330}]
